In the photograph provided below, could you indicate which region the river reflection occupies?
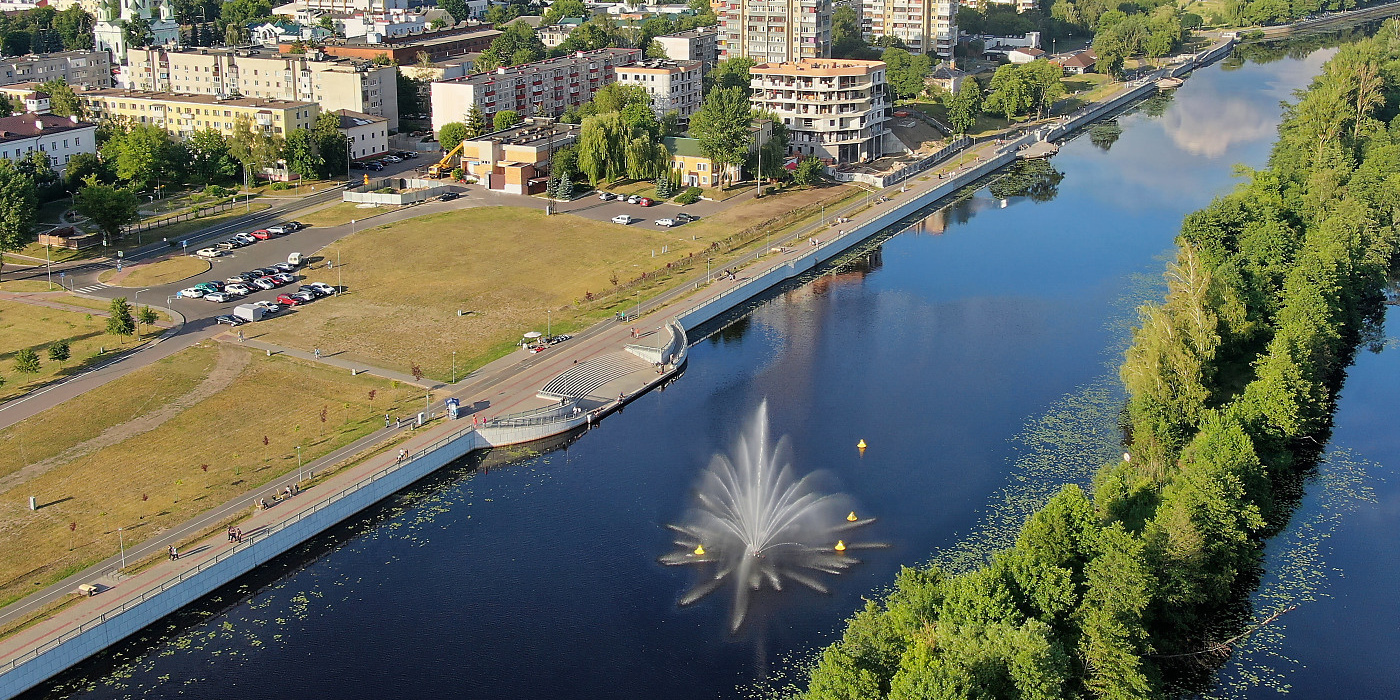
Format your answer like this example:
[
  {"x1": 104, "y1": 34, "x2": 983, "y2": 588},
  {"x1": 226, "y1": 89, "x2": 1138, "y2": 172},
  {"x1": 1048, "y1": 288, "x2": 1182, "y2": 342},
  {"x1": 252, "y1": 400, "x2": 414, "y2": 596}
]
[{"x1": 36, "y1": 45, "x2": 1368, "y2": 700}]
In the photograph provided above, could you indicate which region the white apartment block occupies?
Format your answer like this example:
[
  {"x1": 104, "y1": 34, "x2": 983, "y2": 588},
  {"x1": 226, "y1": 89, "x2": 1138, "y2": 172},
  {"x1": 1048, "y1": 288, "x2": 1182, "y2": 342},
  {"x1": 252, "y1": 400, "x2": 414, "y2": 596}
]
[
  {"x1": 615, "y1": 59, "x2": 702, "y2": 119},
  {"x1": 861, "y1": 0, "x2": 957, "y2": 57},
  {"x1": 0, "y1": 51, "x2": 113, "y2": 89},
  {"x1": 0, "y1": 114, "x2": 97, "y2": 175},
  {"x1": 749, "y1": 58, "x2": 889, "y2": 164},
  {"x1": 337, "y1": 109, "x2": 389, "y2": 159},
  {"x1": 429, "y1": 48, "x2": 640, "y2": 135},
  {"x1": 717, "y1": 0, "x2": 833, "y2": 64},
  {"x1": 124, "y1": 47, "x2": 400, "y2": 130},
  {"x1": 653, "y1": 28, "x2": 719, "y2": 72}
]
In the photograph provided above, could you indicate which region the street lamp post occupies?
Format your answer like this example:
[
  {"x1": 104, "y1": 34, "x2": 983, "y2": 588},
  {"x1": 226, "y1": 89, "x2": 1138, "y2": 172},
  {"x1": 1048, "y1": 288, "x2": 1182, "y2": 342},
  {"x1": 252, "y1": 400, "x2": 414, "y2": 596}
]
[
  {"x1": 451, "y1": 351, "x2": 456, "y2": 384},
  {"x1": 547, "y1": 309, "x2": 551, "y2": 341},
  {"x1": 117, "y1": 527, "x2": 126, "y2": 572},
  {"x1": 45, "y1": 243, "x2": 52, "y2": 290},
  {"x1": 336, "y1": 248, "x2": 343, "y2": 295},
  {"x1": 296, "y1": 445, "x2": 303, "y2": 482}
]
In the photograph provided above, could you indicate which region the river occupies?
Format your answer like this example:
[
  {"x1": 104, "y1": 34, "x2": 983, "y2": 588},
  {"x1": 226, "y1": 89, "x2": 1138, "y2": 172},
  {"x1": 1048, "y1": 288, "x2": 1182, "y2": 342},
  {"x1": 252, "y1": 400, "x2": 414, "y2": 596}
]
[{"x1": 33, "y1": 43, "x2": 1397, "y2": 699}]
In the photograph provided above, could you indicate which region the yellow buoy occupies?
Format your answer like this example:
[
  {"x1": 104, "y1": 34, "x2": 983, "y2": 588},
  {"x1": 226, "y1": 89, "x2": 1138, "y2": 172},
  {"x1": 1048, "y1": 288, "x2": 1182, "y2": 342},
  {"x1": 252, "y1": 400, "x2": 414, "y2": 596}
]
[
  {"x1": 857, "y1": 439, "x2": 867, "y2": 450},
  {"x1": 834, "y1": 540, "x2": 847, "y2": 552},
  {"x1": 693, "y1": 544, "x2": 705, "y2": 556},
  {"x1": 847, "y1": 511, "x2": 858, "y2": 522}
]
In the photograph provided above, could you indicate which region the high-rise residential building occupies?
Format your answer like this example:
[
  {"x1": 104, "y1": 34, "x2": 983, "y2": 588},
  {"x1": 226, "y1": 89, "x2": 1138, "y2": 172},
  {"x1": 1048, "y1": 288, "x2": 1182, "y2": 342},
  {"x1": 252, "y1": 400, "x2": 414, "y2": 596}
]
[
  {"x1": 717, "y1": 0, "x2": 832, "y2": 64},
  {"x1": 78, "y1": 89, "x2": 318, "y2": 140},
  {"x1": 92, "y1": 0, "x2": 180, "y2": 63},
  {"x1": 123, "y1": 47, "x2": 400, "y2": 129},
  {"x1": 653, "y1": 28, "x2": 719, "y2": 73},
  {"x1": 749, "y1": 58, "x2": 889, "y2": 164},
  {"x1": 615, "y1": 59, "x2": 703, "y2": 120},
  {"x1": 0, "y1": 51, "x2": 113, "y2": 89},
  {"x1": 861, "y1": 0, "x2": 957, "y2": 57},
  {"x1": 429, "y1": 48, "x2": 640, "y2": 135}
]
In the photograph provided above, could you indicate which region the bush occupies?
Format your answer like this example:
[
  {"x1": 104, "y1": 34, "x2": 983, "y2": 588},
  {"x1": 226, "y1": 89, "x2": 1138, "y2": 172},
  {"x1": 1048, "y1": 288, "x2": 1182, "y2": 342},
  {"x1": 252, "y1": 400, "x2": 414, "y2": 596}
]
[
  {"x1": 674, "y1": 187, "x2": 701, "y2": 205},
  {"x1": 270, "y1": 182, "x2": 290, "y2": 191},
  {"x1": 204, "y1": 184, "x2": 232, "y2": 198}
]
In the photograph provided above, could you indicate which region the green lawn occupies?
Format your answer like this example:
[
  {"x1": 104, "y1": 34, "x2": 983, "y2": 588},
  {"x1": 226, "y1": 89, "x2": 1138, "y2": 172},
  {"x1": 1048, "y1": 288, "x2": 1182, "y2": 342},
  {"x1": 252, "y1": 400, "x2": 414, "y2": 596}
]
[{"x1": 0, "y1": 299, "x2": 139, "y2": 402}]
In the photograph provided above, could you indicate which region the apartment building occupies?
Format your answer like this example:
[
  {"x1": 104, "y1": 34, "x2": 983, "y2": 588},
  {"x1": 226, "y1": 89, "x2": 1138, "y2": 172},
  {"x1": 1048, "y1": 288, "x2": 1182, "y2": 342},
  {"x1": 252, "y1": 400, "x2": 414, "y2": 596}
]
[
  {"x1": 749, "y1": 58, "x2": 889, "y2": 164},
  {"x1": 716, "y1": 0, "x2": 832, "y2": 64},
  {"x1": 0, "y1": 83, "x2": 51, "y2": 113},
  {"x1": 615, "y1": 59, "x2": 702, "y2": 119},
  {"x1": 337, "y1": 109, "x2": 390, "y2": 159},
  {"x1": 0, "y1": 114, "x2": 96, "y2": 174},
  {"x1": 124, "y1": 47, "x2": 400, "y2": 129},
  {"x1": 287, "y1": 26, "x2": 501, "y2": 63},
  {"x1": 0, "y1": 51, "x2": 113, "y2": 90},
  {"x1": 429, "y1": 48, "x2": 640, "y2": 134},
  {"x1": 861, "y1": 0, "x2": 957, "y2": 57},
  {"x1": 653, "y1": 28, "x2": 719, "y2": 72},
  {"x1": 79, "y1": 90, "x2": 318, "y2": 139}
]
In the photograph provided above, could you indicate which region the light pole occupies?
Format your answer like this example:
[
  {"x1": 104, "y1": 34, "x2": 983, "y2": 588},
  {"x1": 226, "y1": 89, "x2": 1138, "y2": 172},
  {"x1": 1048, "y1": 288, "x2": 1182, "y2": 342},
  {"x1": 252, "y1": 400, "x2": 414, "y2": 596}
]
[
  {"x1": 117, "y1": 527, "x2": 126, "y2": 572},
  {"x1": 547, "y1": 309, "x2": 551, "y2": 341},
  {"x1": 336, "y1": 247, "x2": 342, "y2": 295},
  {"x1": 45, "y1": 242, "x2": 52, "y2": 290},
  {"x1": 451, "y1": 351, "x2": 456, "y2": 384},
  {"x1": 296, "y1": 445, "x2": 303, "y2": 482}
]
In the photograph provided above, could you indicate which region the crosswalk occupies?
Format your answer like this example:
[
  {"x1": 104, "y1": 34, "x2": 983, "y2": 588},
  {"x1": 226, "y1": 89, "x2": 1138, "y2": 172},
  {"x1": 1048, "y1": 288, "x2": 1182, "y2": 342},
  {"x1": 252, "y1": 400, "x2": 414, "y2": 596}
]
[{"x1": 72, "y1": 282, "x2": 110, "y2": 294}]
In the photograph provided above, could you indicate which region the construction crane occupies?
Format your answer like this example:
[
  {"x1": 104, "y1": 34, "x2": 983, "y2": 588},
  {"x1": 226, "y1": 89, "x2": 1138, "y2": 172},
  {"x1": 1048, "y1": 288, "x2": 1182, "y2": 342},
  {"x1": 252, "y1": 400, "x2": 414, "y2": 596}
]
[{"x1": 427, "y1": 141, "x2": 467, "y2": 178}]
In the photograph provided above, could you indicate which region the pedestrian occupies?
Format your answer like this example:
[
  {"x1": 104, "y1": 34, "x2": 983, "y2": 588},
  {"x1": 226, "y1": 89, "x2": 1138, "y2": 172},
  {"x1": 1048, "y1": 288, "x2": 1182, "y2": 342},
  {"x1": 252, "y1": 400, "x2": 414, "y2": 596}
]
[
  {"x1": 237, "y1": 330, "x2": 244, "y2": 342},
  {"x1": 398, "y1": 448, "x2": 407, "y2": 463},
  {"x1": 396, "y1": 417, "x2": 401, "y2": 429},
  {"x1": 236, "y1": 528, "x2": 243, "y2": 543},
  {"x1": 314, "y1": 348, "x2": 321, "y2": 358},
  {"x1": 385, "y1": 413, "x2": 391, "y2": 428},
  {"x1": 169, "y1": 545, "x2": 177, "y2": 561}
]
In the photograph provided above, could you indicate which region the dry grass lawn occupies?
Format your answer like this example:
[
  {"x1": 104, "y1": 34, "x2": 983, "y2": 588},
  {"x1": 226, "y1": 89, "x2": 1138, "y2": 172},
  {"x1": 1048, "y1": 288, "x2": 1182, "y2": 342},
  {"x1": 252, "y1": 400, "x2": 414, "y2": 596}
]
[
  {"x1": 296, "y1": 202, "x2": 402, "y2": 229},
  {"x1": 0, "y1": 299, "x2": 140, "y2": 402},
  {"x1": 0, "y1": 281, "x2": 58, "y2": 293},
  {"x1": 254, "y1": 185, "x2": 858, "y2": 380},
  {"x1": 0, "y1": 342, "x2": 428, "y2": 607},
  {"x1": 99, "y1": 256, "x2": 210, "y2": 287}
]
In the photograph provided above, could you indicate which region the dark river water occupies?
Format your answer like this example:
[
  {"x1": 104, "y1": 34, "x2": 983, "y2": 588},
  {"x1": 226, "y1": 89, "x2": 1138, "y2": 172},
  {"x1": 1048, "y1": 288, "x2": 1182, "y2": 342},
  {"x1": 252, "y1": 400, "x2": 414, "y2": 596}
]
[{"x1": 39, "y1": 44, "x2": 1398, "y2": 699}]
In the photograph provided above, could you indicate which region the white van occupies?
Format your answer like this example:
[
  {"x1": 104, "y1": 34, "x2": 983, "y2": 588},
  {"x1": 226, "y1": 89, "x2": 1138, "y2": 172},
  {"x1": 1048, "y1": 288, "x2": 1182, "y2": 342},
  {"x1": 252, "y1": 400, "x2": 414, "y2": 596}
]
[{"x1": 287, "y1": 252, "x2": 302, "y2": 267}]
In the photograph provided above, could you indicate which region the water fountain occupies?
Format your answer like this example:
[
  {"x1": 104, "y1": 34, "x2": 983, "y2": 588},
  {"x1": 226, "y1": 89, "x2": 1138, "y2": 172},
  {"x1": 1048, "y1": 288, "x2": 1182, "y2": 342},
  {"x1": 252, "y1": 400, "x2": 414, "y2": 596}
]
[{"x1": 661, "y1": 401, "x2": 878, "y2": 632}]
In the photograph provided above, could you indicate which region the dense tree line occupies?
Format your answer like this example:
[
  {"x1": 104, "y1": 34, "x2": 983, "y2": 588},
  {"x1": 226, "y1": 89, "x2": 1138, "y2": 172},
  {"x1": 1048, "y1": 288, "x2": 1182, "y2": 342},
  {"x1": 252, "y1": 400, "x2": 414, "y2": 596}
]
[
  {"x1": 801, "y1": 24, "x2": 1400, "y2": 700},
  {"x1": 0, "y1": 6, "x2": 95, "y2": 56}
]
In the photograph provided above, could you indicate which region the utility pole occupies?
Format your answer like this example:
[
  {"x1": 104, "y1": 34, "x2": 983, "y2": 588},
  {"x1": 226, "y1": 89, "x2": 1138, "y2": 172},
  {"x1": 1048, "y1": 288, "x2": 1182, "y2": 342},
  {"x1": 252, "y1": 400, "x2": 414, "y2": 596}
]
[{"x1": 117, "y1": 527, "x2": 126, "y2": 572}]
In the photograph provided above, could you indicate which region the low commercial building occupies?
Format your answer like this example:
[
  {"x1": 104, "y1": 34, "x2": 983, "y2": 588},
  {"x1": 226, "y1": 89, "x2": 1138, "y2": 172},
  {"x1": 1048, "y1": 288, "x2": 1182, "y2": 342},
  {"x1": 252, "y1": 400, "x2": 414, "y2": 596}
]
[
  {"x1": 456, "y1": 119, "x2": 578, "y2": 194},
  {"x1": 1007, "y1": 47, "x2": 1045, "y2": 64},
  {"x1": 429, "y1": 48, "x2": 640, "y2": 134},
  {"x1": 0, "y1": 113, "x2": 98, "y2": 175},
  {"x1": 614, "y1": 59, "x2": 702, "y2": 119},
  {"x1": 78, "y1": 90, "x2": 318, "y2": 139},
  {"x1": 653, "y1": 28, "x2": 719, "y2": 73},
  {"x1": 750, "y1": 58, "x2": 890, "y2": 164},
  {"x1": 1052, "y1": 50, "x2": 1096, "y2": 74},
  {"x1": 926, "y1": 61, "x2": 967, "y2": 93},
  {"x1": 0, "y1": 51, "x2": 113, "y2": 89},
  {"x1": 125, "y1": 47, "x2": 399, "y2": 129},
  {"x1": 337, "y1": 109, "x2": 390, "y2": 159},
  {"x1": 664, "y1": 136, "x2": 738, "y2": 187}
]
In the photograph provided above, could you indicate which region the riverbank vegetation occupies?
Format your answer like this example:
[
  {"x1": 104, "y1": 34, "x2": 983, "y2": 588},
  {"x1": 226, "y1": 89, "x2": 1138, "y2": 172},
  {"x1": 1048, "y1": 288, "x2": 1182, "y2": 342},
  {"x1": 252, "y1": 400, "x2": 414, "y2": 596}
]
[{"x1": 800, "y1": 25, "x2": 1400, "y2": 700}]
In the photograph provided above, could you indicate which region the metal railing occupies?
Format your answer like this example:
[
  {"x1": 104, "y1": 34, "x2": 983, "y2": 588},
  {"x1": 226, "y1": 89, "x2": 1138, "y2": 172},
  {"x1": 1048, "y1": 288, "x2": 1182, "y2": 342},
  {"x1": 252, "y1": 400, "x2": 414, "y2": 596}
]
[
  {"x1": 0, "y1": 419, "x2": 480, "y2": 677},
  {"x1": 484, "y1": 401, "x2": 581, "y2": 428},
  {"x1": 121, "y1": 198, "x2": 240, "y2": 235}
]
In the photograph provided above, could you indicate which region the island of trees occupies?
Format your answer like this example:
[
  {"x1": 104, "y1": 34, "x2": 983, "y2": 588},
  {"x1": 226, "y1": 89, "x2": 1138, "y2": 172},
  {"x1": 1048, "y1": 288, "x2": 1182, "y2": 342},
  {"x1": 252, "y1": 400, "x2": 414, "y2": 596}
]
[{"x1": 801, "y1": 22, "x2": 1400, "y2": 700}]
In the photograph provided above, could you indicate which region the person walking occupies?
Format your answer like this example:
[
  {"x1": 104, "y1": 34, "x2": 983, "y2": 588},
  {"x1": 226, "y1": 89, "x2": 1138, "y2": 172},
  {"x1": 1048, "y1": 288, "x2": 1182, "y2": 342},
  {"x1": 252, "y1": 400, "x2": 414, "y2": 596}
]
[
  {"x1": 314, "y1": 348, "x2": 321, "y2": 358},
  {"x1": 169, "y1": 545, "x2": 178, "y2": 561},
  {"x1": 385, "y1": 414, "x2": 391, "y2": 428},
  {"x1": 236, "y1": 528, "x2": 243, "y2": 543}
]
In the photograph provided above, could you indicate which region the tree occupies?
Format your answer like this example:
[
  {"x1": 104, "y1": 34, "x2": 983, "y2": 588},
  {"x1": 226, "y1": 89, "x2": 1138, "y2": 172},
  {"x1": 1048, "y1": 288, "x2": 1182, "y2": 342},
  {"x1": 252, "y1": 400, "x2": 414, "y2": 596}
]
[
  {"x1": 690, "y1": 86, "x2": 752, "y2": 186},
  {"x1": 313, "y1": 112, "x2": 347, "y2": 178},
  {"x1": 438, "y1": 121, "x2": 469, "y2": 151},
  {"x1": 440, "y1": 0, "x2": 470, "y2": 22},
  {"x1": 54, "y1": 6, "x2": 95, "y2": 50},
  {"x1": 474, "y1": 50, "x2": 502, "y2": 73},
  {"x1": 121, "y1": 16, "x2": 154, "y2": 49},
  {"x1": 74, "y1": 176, "x2": 140, "y2": 243},
  {"x1": 65, "y1": 151, "x2": 103, "y2": 187},
  {"x1": 463, "y1": 103, "x2": 488, "y2": 138},
  {"x1": 984, "y1": 63, "x2": 1032, "y2": 120},
  {"x1": 882, "y1": 48, "x2": 932, "y2": 100},
  {"x1": 493, "y1": 109, "x2": 522, "y2": 131},
  {"x1": 185, "y1": 128, "x2": 238, "y2": 184},
  {"x1": 543, "y1": 0, "x2": 586, "y2": 24},
  {"x1": 487, "y1": 22, "x2": 545, "y2": 66},
  {"x1": 944, "y1": 78, "x2": 982, "y2": 134},
  {"x1": 106, "y1": 297, "x2": 135, "y2": 340},
  {"x1": 793, "y1": 156, "x2": 825, "y2": 186},
  {"x1": 0, "y1": 94, "x2": 11, "y2": 118},
  {"x1": 285, "y1": 127, "x2": 323, "y2": 181},
  {"x1": 1020, "y1": 59, "x2": 1067, "y2": 118},
  {"x1": 554, "y1": 171, "x2": 573, "y2": 199},
  {"x1": 101, "y1": 123, "x2": 173, "y2": 189},
  {"x1": 13, "y1": 348, "x2": 39, "y2": 376},
  {"x1": 224, "y1": 22, "x2": 248, "y2": 46},
  {"x1": 227, "y1": 114, "x2": 286, "y2": 179},
  {"x1": 831, "y1": 5, "x2": 874, "y2": 59},
  {"x1": 38, "y1": 78, "x2": 82, "y2": 118},
  {"x1": 0, "y1": 159, "x2": 38, "y2": 280},
  {"x1": 706, "y1": 56, "x2": 756, "y2": 95},
  {"x1": 577, "y1": 112, "x2": 627, "y2": 183},
  {"x1": 48, "y1": 339, "x2": 70, "y2": 365},
  {"x1": 137, "y1": 306, "x2": 159, "y2": 337},
  {"x1": 221, "y1": 0, "x2": 272, "y2": 26}
]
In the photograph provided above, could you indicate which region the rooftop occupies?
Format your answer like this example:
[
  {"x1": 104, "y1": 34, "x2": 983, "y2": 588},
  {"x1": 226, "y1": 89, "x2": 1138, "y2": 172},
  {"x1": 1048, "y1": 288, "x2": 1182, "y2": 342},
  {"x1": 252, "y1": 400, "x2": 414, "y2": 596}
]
[
  {"x1": 468, "y1": 119, "x2": 579, "y2": 148},
  {"x1": 0, "y1": 114, "x2": 94, "y2": 144},
  {"x1": 81, "y1": 89, "x2": 317, "y2": 109},
  {"x1": 336, "y1": 108, "x2": 387, "y2": 128},
  {"x1": 338, "y1": 26, "x2": 501, "y2": 48},
  {"x1": 658, "y1": 27, "x2": 717, "y2": 39},
  {"x1": 617, "y1": 59, "x2": 702, "y2": 73},
  {"x1": 439, "y1": 48, "x2": 639, "y2": 83},
  {"x1": 662, "y1": 136, "x2": 704, "y2": 158},
  {"x1": 0, "y1": 50, "x2": 108, "y2": 62},
  {"x1": 752, "y1": 58, "x2": 885, "y2": 76}
]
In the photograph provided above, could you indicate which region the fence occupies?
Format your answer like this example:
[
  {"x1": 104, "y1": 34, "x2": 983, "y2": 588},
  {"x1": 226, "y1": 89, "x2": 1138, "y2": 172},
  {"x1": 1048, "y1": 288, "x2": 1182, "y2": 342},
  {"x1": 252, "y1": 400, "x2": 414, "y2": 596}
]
[
  {"x1": 120, "y1": 198, "x2": 241, "y2": 236},
  {"x1": 343, "y1": 178, "x2": 449, "y2": 205}
]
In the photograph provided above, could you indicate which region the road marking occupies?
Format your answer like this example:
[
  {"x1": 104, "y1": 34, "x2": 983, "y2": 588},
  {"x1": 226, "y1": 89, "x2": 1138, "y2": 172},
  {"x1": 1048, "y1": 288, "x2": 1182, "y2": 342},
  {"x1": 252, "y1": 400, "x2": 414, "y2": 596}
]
[{"x1": 73, "y1": 283, "x2": 109, "y2": 293}]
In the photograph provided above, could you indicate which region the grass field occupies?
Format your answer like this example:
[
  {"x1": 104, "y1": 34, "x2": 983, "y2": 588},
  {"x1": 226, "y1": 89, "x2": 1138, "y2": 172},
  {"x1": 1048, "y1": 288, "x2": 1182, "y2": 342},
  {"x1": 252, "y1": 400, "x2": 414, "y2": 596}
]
[
  {"x1": 0, "y1": 281, "x2": 58, "y2": 292},
  {"x1": 98, "y1": 256, "x2": 210, "y2": 287},
  {"x1": 296, "y1": 202, "x2": 402, "y2": 228},
  {"x1": 907, "y1": 101, "x2": 1016, "y2": 137},
  {"x1": 255, "y1": 185, "x2": 858, "y2": 380},
  {"x1": 0, "y1": 342, "x2": 429, "y2": 608},
  {"x1": 47, "y1": 294, "x2": 171, "y2": 325},
  {"x1": 0, "y1": 299, "x2": 135, "y2": 402},
  {"x1": 13, "y1": 243, "x2": 87, "y2": 264}
]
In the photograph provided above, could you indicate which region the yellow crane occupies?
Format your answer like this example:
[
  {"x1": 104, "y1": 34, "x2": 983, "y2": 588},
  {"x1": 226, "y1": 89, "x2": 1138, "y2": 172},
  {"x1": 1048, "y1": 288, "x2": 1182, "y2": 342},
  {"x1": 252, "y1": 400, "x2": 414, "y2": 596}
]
[{"x1": 427, "y1": 141, "x2": 467, "y2": 178}]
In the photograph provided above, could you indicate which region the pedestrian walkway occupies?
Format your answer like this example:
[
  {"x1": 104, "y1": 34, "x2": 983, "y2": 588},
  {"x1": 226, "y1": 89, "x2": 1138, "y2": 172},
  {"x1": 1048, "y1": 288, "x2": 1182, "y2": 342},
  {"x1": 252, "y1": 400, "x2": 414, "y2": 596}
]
[
  {"x1": 234, "y1": 335, "x2": 444, "y2": 389},
  {"x1": 71, "y1": 282, "x2": 110, "y2": 294}
]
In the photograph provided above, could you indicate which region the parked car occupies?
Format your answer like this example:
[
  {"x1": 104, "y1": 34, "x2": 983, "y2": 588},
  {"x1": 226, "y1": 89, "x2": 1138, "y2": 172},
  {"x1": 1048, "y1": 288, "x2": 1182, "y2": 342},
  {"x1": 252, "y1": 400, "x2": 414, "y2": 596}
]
[
  {"x1": 638, "y1": 197, "x2": 654, "y2": 207},
  {"x1": 284, "y1": 221, "x2": 305, "y2": 231},
  {"x1": 655, "y1": 218, "x2": 676, "y2": 227},
  {"x1": 253, "y1": 277, "x2": 278, "y2": 290},
  {"x1": 273, "y1": 262, "x2": 297, "y2": 273},
  {"x1": 178, "y1": 287, "x2": 205, "y2": 298},
  {"x1": 299, "y1": 284, "x2": 330, "y2": 297},
  {"x1": 226, "y1": 276, "x2": 249, "y2": 285},
  {"x1": 215, "y1": 314, "x2": 247, "y2": 326},
  {"x1": 250, "y1": 229, "x2": 273, "y2": 240},
  {"x1": 276, "y1": 293, "x2": 303, "y2": 306},
  {"x1": 350, "y1": 161, "x2": 367, "y2": 170},
  {"x1": 233, "y1": 271, "x2": 261, "y2": 283},
  {"x1": 225, "y1": 283, "x2": 252, "y2": 295},
  {"x1": 627, "y1": 195, "x2": 641, "y2": 204},
  {"x1": 612, "y1": 214, "x2": 634, "y2": 225},
  {"x1": 215, "y1": 240, "x2": 238, "y2": 251},
  {"x1": 290, "y1": 291, "x2": 316, "y2": 303},
  {"x1": 598, "y1": 192, "x2": 615, "y2": 201},
  {"x1": 267, "y1": 223, "x2": 295, "y2": 234},
  {"x1": 676, "y1": 212, "x2": 698, "y2": 223},
  {"x1": 253, "y1": 267, "x2": 279, "y2": 277},
  {"x1": 234, "y1": 233, "x2": 257, "y2": 245},
  {"x1": 399, "y1": 151, "x2": 419, "y2": 159},
  {"x1": 193, "y1": 281, "x2": 222, "y2": 293},
  {"x1": 365, "y1": 162, "x2": 384, "y2": 171},
  {"x1": 253, "y1": 300, "x2": 282, "y2": 313},
  {"x1": 272, "y1": 272, "x2": 297, "y2": 284},
  {"x1": 383, "y1": 155, "x2": 403, "y2": 163},
  {"x1": 196, "y1": 247, "x2": 225, "y2": 258},
  {"x1": 439, "y1": 191, "x2": 460, "y2": 201},
  {"x1": 307, "y1": 282, "x2": 336, "y2": 296},
  {"x1": 203, "y1": 291, "x2": 234, "y2": 303}
]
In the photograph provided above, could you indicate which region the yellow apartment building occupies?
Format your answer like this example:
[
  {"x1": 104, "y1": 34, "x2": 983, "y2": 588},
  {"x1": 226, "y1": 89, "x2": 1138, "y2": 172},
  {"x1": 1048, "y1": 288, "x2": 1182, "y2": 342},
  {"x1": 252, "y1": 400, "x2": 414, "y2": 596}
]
[{"x1": 78, "y1": 89, "x2": 318, "y2": 139}]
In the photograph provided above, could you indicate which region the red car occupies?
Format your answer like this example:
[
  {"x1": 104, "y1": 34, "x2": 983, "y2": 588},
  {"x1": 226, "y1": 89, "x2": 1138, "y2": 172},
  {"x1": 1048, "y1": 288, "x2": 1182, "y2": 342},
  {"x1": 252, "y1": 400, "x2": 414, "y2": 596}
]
[
  {"x1": 638, "y1": 197, "x2": 654, "y2": 207},
  {"x1": 250, "y1": 229, "x2": 274, "y2": 240},
  {"x1": 276, "y1": 293, "x2": 302, "y2": 306}
]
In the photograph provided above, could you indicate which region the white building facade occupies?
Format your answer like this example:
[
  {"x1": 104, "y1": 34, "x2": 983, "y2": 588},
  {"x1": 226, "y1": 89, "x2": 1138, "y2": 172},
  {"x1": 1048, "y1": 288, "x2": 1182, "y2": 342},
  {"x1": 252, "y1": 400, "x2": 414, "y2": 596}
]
[
  {"x1": 749, "y1": 58, "x2": 889, "y2": 164},
  {"x1": 429, "y1": 48, "x2": 639, "y2": 134},
  {"x1": 860, "y1": 0, "x2": 957, "y2": 57},
  {"x1": 0, "y1": 114, "x2": 98, "y2": 175},
  {"x1": 653, "y1": 28, "x2": 719, "y2": 72},
  {"x1": 614, "y1": 59, "x2": 702, "y2": 119},
  {"x1": 0, "y1": 51, "x2": 113, "y2": 89},
  {"x1": 337, "y1": 109, "x2": 389, "y2": 159},
  {"x1": 92, "y1": 0, "x2": 180, "y2": 64}
]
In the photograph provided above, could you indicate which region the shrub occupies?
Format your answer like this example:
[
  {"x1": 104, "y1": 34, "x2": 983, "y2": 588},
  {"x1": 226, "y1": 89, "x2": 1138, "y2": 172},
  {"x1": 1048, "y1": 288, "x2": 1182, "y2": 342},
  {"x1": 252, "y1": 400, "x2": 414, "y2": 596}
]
[{"x1": 674, "y1": 187, "x2": 701, "y2": 205}]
